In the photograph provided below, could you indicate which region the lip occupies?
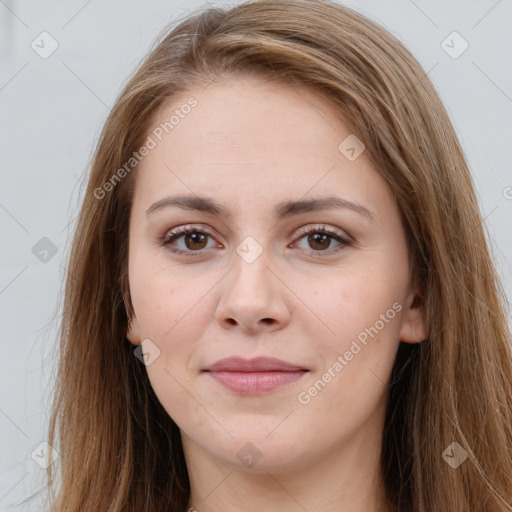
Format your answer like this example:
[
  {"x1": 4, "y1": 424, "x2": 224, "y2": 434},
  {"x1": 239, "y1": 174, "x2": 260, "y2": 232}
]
[
  {"x1": 203, "y1": 356, "x2": 308, "y2": 372},
  {"x1": 202, "y1": 357, "x2": 309, "y2": 394}
]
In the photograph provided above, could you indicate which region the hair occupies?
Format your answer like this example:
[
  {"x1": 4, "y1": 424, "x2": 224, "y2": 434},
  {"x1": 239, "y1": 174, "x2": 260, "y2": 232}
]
[{"x1": 33, "y1": 0, "x2": 512, "y2": 510}]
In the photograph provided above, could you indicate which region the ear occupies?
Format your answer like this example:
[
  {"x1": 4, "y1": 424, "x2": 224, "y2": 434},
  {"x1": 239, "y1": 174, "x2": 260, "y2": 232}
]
[
  {"x1": 126, "y1": 314, "x2": 142, "y2": 346},
  {"x1": 399, "y1": 285, "x2": 428, "y2": 344}
]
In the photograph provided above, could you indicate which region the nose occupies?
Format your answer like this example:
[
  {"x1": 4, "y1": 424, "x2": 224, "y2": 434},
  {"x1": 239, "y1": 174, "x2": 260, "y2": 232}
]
[{"x1": 214, "y1": 251, "x2": 291, "y2": 334}]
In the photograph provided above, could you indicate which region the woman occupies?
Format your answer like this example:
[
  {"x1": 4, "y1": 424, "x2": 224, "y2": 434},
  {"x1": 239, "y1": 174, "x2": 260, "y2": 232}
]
[{"x1": 41, "y1": 0, "x2": 512, "y2": 510}]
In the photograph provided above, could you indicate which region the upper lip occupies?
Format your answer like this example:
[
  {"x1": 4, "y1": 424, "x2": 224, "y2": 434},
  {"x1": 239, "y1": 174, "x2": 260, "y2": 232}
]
[{"x1": 203, "y1": 356, "x2": 309, "y2": 372}]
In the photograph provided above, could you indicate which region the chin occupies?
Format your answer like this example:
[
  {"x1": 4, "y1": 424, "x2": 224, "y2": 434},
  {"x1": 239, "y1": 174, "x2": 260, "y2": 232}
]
[{"x1": 207, "y1": 431, "x2": 308, "y2": 473}]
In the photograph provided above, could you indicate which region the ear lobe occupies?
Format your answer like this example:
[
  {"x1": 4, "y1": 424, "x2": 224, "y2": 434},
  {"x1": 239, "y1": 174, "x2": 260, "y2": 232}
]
[
  {"x1": 126, "y1": 315, "x2": 142, "y2": 346},
  {"x1": 399, "y1": 291, "x2": 428, "y2": 344}
]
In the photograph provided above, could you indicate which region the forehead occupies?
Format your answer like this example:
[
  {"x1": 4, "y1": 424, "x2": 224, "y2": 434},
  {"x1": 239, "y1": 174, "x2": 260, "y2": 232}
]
[{"x1": 132, "y1": 74, "x2": 388, "y2": 215}]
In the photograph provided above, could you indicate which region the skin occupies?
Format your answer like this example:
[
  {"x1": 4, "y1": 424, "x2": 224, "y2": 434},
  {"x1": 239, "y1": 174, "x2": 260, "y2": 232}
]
[{"x1": 126, "y1": 73, "x2": 428, "y2": 512}]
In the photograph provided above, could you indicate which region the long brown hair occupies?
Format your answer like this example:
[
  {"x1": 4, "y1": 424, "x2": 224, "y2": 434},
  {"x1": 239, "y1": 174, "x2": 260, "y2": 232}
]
[{"x1": 37, "y1": 1, "x2": 512, "y2": 510}]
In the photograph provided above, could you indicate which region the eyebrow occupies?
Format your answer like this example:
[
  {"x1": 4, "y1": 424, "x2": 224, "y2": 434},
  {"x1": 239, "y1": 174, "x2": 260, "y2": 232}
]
[{"x1": 145, "y1": 194, "x2": 376, "y2": 221}]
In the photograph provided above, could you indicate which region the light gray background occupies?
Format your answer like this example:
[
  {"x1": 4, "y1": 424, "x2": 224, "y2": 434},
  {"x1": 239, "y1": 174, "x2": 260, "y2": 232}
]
[{"x1": 1, "y1": 0, "x2": 511, "y2": 509}]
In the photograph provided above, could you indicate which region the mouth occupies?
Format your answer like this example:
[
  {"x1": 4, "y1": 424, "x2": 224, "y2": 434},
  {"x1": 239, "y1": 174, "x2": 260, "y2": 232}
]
[{"x1": 202, "y1": 356, "x2": 310, "y2": 394}]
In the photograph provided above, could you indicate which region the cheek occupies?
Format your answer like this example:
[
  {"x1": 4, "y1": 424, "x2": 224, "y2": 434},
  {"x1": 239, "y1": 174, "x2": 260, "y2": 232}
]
[
  {"x1": 294, "y1": 285, "x2": 402, "y2": 437},
  {"x1": 295, "y1": 267, "x2": 404, "y2": 409},
  {"x1": 134, "y1": 272, "x2": 214, "y2": 424},
  {"x1": 129, "y1": 260, "x2": 208, "y2": 337},
  {"x1": 301, "y1": 265, "x2": 404, "y2": 347},
  {"x1": 130, "y1": 267, "x2": 232, "y2": 402}
]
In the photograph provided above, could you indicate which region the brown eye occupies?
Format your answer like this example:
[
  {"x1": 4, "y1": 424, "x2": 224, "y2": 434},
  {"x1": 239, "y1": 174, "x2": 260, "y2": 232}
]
[
  {"x1": 307, "y1": 232, "x2": 332, "y2": 251},
  {"x1": 162, "y1": 224, "x2": 351, "y2": 259},
  {"x1": 162, "y1": 226, "x2": 218, "y2": 256},
  {"x1": 183, "y1": 232, "x2": 208, "y2": 250},
  {"x1": 292, "y1": 225, "x2": 352, "y2": 256}
]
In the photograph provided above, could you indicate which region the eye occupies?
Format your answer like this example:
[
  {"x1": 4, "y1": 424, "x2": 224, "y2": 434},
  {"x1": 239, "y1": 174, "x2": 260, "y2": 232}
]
[
  {"x1": 291, "y1": 224, "x2": 352, "y2": 256},
  {"x1": 161, "y1": 225, "x2": 219, "y2": 257},
  {"x1": 161, "y1": 224, "x2": 352, "y2": 258}
]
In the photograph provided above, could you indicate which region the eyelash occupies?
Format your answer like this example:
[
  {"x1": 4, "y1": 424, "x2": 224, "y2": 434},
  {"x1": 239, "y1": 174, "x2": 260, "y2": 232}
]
[{"x1": 160, "y1": 224, "x2": 352, "y2": 258}]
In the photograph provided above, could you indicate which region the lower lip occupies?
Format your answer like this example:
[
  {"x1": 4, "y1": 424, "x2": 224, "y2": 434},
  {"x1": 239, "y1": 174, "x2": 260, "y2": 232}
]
[{"x1": 206, "y1": 370, "x2": 308, "y2": 394}]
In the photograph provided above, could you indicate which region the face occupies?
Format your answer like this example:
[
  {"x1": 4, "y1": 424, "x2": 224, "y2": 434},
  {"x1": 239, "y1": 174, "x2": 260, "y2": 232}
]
[{"x1": 126, "y1": 74, "x2": 427, "y2": 473}]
